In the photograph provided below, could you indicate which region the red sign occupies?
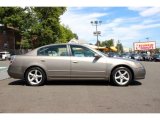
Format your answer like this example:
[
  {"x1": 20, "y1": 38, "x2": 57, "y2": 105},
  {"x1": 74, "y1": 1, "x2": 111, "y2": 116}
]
[{"x1": 134, "y1": 41, "x2": 156, "y2": 50}]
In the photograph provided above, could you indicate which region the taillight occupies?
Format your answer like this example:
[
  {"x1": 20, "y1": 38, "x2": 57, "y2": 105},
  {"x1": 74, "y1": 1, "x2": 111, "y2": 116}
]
[{"x1": 10, "y1": 55, "x2": 16, "y2": 65}]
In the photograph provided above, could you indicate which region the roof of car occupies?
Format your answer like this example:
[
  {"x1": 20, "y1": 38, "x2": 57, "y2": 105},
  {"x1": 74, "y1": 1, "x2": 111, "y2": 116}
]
[
  {"x1": 25, "y1": 43, "x2": 90, "y2": 56},
  {"x1": 37, "y1": 43, "x2": 87, "y2": 48}
]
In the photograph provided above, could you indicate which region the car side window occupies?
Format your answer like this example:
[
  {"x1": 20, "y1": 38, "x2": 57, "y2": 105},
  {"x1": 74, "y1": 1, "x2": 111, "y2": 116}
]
[
  {"x1": 70, "y1": 45, "x2": 95, "y2": 57},
  {"x1": 37, "y1": 45, "x2": 68, "y2": 56}
]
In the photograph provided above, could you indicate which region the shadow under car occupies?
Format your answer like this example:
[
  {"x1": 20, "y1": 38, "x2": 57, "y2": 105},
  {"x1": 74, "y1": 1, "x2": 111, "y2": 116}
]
[{"x1": 8, "y1": 79, "x2": 142, "y2": 86}]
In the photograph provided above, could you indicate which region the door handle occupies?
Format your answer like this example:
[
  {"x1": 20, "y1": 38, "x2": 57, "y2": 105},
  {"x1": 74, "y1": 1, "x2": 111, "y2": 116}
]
[
  {"x1": 73, "y1": 61, "x2": 78, "y2": 63},
  {"x1": 40, "y1": 60, "x2": 45, "y2": 62}
]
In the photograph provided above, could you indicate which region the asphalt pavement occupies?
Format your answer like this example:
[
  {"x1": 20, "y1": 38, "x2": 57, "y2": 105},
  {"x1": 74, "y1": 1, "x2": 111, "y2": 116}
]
[{"x1": 0, "y1": 61, "x2": 160, "y2": 113}]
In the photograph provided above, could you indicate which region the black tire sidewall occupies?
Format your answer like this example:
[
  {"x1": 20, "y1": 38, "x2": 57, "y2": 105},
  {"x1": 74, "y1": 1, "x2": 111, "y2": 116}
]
[
  {"x1": 112, "y1": 67, "x2": 132, "y2": 86},
  {"x1": 25, "y1": 67, "x2": 46, "y2": 86}
]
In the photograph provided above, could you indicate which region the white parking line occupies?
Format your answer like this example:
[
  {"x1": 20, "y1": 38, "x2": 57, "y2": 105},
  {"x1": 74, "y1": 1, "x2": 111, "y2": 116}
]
[
  {"x1": 0, "y1": 67, "x2": 8, "y2": 72},
  {"x1": 0, "y1": 67, "x2": 7, "y2": 69},
  {"x1": 0, "y1": 67, "x2": 9, "y2": 80}
]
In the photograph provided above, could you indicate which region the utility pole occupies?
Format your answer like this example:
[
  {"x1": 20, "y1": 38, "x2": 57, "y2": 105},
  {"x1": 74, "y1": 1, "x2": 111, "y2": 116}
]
[{"x1": 90, "y1": 21, "x2": 102, "y2": 47}]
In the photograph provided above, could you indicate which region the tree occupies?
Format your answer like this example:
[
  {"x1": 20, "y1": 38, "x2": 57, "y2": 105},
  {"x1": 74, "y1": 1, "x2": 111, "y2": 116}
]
[
  {"x1": 101, "y1": 39, "x2": 114, "y2": 48},
  {"x1": 0, "y1": 7, "x2": 36, "y2": 48},
  {"x1": 30, "y1": 7, "x2": 66, "y2": 46},
  {"x1": 21, "y1": 39, "x2": 30, "y2": 49},
  {"x1": 0, "y1": 7, "x2": 25, "y2": 28},
  {"x1": 58, "y1": 25, "x2": 77, "y2": 43},
  {"x1": 73, "y1": 33, "x2": 78, "y2": 40},
  {"x1": 116, "y1": 40, "x2": 123, "y2": 53},
  {"x1": 155, "y1": 48, "x2": 160, "y2": 53},
  {"x1": 0, "y1": 7, "x2": 78, "y2": 49},
  {"x1": 31, "y1": 7, "x2": 78, "y2": 46}
]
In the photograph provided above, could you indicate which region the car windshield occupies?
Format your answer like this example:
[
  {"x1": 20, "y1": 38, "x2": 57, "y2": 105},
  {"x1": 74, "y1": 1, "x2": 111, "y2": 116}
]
[
  {"x1": 156, "y1": 54, "x2": 160, "y2": 57},
  {"x1": 122, "y1": 54, "x2": 130, "y2": 56}
]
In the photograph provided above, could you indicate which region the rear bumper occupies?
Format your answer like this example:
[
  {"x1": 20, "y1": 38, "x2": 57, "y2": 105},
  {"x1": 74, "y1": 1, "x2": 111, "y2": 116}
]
[{"x1": 8, "y1": 65, "x2": 24, "y2": 79}]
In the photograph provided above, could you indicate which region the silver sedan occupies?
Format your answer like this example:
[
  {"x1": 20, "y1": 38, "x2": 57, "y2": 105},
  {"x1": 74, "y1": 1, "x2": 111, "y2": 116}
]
[{"x1": 8, "y1": 43, "x2": 146, "y2": 86}]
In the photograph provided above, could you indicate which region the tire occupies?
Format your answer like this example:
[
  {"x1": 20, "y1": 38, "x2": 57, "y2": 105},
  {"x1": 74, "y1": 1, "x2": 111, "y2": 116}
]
[
  {"x1": 25, "y1": 67, "x2": 46, "y2": 86},
  {"x1": 111, "y1": 67, "x2": 132, "y2": 86}
]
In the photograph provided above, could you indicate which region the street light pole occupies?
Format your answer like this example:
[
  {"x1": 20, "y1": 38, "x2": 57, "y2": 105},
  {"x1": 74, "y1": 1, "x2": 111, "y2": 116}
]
[
  {"x1": 146, "y1": 37, "x2": 149, "y2": 42},
  {"x1": 95, "y1": 24, "x2": 98, "y2": 45},
  {"x1": 90, "y1": 21, "x2": 102, "y2": 47}
]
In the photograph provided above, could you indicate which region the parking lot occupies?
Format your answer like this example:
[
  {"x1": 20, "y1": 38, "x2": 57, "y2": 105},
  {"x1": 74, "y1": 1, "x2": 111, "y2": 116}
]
[{"x1": 0, "y1": 61, "x2": 160, "y2": 113}]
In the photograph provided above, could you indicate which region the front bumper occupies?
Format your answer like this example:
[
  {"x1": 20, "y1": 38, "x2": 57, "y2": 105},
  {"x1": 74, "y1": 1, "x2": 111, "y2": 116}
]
[{"x1": 134, "y1": 67, "x2": 146, "y2": 80}]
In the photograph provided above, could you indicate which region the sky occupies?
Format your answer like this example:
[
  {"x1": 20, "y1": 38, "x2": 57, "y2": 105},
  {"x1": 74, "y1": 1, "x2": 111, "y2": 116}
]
[{"x1": 60, "y1": 7, "x2": 160, "y2": 49}]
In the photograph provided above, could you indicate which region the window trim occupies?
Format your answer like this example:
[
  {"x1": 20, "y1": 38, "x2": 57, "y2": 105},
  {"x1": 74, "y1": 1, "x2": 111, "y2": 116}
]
[
  {"x1": 37, "y1": 44, "x2": 69, "y2": 57},
  {"x1": 69, "y1": 44, "x2": 96, "y2": 57}
]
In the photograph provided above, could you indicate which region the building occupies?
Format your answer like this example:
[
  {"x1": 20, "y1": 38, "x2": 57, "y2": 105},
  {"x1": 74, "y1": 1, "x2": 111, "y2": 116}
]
[{"x1": 0, "y1": 26, "x2": 21, "y2": 52}]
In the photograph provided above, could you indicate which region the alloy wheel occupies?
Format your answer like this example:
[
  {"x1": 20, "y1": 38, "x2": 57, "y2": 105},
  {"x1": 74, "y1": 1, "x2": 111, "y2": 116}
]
[
  {"x1": 112, "y1": 67, "x2": 132, "y2": 86},
  {"x1": 27, "y1": 69, "x2": 43, "y2": 85},
  {"x1": 114, "y1": 69, "x2": 130, "y2": 85}
]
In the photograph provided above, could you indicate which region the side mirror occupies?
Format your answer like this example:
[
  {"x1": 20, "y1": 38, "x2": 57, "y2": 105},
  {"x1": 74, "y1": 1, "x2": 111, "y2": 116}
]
[{"x1": 94, "y1": 54, "x2": 101, "y2": 58}]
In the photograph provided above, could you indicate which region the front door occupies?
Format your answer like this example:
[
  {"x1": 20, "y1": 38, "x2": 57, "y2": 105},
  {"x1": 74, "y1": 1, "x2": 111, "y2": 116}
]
[{"x1": 70, "y1": 45, "x2": 106, "y2": 79}]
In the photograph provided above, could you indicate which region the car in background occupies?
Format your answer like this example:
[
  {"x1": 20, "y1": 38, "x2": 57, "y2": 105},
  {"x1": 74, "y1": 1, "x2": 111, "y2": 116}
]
[
  {"x1": 120, "y1": 53, "x2": 132, "y2": 59},
  {"x1": 8, "y1": 43, "x2": 146, "y2": 86},
  {"x1": 107, "y1": 52, "x2": 120, "y2": 58},
  {"x1": 140, "y1": 54, "x2": 153, "y2": 61},
  {"x1": 131, "y1": 54, "x2": 143, "y2": 61},
  {"x1": 141, "y1": 54, "x2": 147, "y2": 61},
  {"x1": 152, "y1": 54, "x2": 160, "y2": 62},
  {"x1": 0, "y1": 51, "x2": 11, "y2": 60}
]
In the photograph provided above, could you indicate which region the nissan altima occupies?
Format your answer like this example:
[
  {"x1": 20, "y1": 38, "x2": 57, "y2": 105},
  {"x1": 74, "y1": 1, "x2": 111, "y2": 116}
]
[{"x1": 8, "y1": 43, "x2": 146, "y2": 86}]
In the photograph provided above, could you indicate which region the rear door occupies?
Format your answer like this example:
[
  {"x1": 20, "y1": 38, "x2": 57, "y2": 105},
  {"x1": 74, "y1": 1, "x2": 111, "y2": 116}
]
[{"x1": 37, "y1": 45, "x2": 70, "y2": 79}]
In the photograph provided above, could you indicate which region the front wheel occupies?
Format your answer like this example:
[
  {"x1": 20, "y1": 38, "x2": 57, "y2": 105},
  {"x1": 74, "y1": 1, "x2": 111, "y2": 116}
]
[
  {"x1": 111, "y1": 67, "x2": 133, "y2": 86},
  {"x1": 25, "y1": 67, "x2": 46, "y2": 86}
]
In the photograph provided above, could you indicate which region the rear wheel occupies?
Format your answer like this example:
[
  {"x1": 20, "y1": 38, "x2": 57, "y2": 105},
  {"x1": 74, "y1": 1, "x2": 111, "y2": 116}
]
[
  {"x1": 25, "y1": 67, "x2": 46, "y2": 86},
  {"x1": 111, "y1": 67, "x2": 132, "y2": 86}
]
